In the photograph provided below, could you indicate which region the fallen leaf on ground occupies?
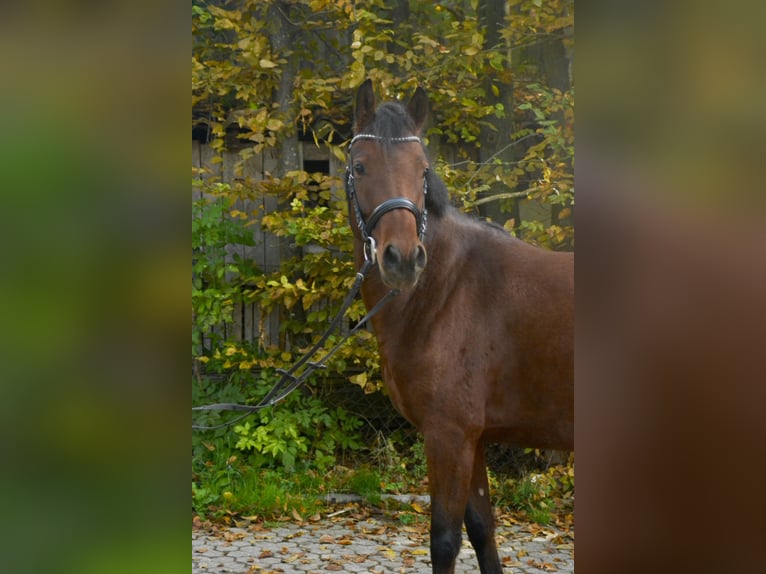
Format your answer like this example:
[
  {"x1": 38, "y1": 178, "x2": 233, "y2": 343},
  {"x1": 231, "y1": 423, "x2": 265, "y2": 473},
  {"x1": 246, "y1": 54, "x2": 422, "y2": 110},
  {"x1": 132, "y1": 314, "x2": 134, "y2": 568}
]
[
  {"x1": 282, "y1": 552, "x2": 304, "y2": 563},
  {"x1": 379, "y1": 547, "x2": 397, "y2": 560}
]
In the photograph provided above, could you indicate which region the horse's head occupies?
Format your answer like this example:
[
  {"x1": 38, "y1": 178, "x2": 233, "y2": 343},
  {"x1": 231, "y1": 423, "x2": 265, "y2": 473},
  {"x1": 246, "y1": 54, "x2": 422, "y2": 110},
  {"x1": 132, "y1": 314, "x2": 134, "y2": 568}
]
[{"x1": 347, "y1": 80, "x2": 430, "y2": 290}]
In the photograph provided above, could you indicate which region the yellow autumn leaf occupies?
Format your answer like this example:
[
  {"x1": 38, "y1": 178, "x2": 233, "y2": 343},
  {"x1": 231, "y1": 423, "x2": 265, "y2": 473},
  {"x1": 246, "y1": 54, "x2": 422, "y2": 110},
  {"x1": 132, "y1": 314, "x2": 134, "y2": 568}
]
[
  {"x1": 259, "y1": 58, "x2": 277, "y2": 69},
  {"x1": 380, "y1": 547, "x2": 397, "y2": 560},
  {"x1": 349, "y1": 372, "x2": 367, "y2": 388},
  {"x1": 411, "y1": 501, "x2": 426, "y2": 514},
  {"x1": 266, "y1": 118, "x2": 283, "y2": 131}
]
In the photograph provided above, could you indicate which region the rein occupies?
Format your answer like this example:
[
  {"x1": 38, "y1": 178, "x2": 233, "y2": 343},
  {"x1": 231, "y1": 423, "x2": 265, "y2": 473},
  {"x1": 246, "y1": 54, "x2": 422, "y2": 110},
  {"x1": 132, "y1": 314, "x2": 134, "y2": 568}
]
[
  {"x1": 192, "y1": 257, "x2": 398, "y2": 430},
  {"x1": 192, "y1": 134, "x2": 423, "y2": 431}
]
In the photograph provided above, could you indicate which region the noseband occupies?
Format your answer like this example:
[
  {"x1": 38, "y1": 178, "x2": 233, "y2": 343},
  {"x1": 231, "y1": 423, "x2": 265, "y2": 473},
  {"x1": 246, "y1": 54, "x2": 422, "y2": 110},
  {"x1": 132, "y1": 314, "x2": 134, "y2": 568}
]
[{"x1": 345, "y1": 134, "x2": 429, "y2": 262}]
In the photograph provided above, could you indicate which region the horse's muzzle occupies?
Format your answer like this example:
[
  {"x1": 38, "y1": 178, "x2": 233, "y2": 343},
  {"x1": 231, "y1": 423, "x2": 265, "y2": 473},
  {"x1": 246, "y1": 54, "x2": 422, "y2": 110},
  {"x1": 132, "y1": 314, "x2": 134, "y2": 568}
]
[{"x1": 379, "y1": 242, "x2": 427, "y2": 289}]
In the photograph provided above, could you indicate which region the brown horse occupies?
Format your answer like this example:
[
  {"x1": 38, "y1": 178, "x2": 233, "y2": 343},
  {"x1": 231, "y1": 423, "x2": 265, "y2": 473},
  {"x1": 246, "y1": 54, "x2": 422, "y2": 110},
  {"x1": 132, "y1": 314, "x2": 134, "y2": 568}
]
[{"x1": 346, "y1": 80, "x2": 573, "y2": 574}]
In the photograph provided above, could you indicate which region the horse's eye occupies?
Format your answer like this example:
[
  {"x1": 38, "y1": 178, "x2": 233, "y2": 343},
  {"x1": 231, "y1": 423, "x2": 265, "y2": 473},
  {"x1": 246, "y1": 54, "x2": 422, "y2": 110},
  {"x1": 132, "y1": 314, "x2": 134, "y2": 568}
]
[{"x1": 354, "y1": 162, "x2": 365, "y2": 175}]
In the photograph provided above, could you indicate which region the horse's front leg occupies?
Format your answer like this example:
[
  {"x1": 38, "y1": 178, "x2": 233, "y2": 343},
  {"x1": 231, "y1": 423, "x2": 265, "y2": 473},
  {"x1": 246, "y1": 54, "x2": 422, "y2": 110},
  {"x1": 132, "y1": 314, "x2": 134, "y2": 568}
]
[
  {"x1": 424, "y1": 429, "x2": 477, "y2": 574},
  {"x1": 464, "y1": 443, "x2": 503, "y2": 574}
]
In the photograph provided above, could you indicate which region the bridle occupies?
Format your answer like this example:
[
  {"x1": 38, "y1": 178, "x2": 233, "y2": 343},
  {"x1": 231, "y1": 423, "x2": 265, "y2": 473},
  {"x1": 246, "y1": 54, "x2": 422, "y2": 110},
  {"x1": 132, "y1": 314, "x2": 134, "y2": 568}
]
[{"x1": 345, "y1": 134, "x2": 429, "y2": 264}]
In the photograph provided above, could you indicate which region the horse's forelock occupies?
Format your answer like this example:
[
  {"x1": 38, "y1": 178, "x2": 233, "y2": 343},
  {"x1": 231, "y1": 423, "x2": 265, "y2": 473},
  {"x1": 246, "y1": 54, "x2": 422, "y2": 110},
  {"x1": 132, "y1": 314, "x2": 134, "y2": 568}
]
[{"x1": 369, "y1": 102, "x2": 416, "y2": 141}]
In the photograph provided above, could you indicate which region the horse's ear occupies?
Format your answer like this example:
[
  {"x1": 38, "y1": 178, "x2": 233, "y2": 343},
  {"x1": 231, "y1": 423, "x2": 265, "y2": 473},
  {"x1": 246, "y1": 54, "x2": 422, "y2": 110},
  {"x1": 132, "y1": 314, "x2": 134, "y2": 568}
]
[
  {"x1": 407, "y1": 86, "x2": 429, "y2": 134},
  {"x1": 354, "y1": 79, "x2": 376, "y2": 132}
]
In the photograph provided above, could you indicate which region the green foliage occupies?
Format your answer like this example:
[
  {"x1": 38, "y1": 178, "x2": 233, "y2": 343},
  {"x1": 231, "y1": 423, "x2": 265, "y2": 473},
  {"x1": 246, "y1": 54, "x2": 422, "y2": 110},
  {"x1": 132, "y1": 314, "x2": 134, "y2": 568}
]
[
  {"x1": 491, "y1": 462, "x2": 575, "y2": 525},
  {"x1": 232, "y1": 394, "x2": 362, "y2": 473},
  {"x1": 362, "y1": 434, "x2": 430, "y2": 496},
  {"x1": 192, "y1": 483, "x2": 219, "y2": 519},
  {"x1": 192, "y1": 179, "x2": 259, "y2": 355},
  {"x1": 510, "y1": 473, "x2": 554, "y2": 524},
  {"x1": 192, "y1": 379, "x2": 363, "y2": 519}
]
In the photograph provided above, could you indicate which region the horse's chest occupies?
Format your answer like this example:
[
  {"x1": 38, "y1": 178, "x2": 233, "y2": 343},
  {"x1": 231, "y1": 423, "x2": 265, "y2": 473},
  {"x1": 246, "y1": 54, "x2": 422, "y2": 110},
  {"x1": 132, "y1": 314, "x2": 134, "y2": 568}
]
[{"x1": 380, "y1": 362, "x2": 425, "y2": 427}]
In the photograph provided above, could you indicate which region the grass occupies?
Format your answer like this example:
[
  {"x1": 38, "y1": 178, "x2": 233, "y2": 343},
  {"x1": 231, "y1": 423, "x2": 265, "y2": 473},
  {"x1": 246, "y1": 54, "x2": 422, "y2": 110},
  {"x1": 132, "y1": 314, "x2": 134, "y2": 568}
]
[
  {"x1": 397, "y1": 511, "x2": 429, "y2": 527},
  {"x1": 347, "y1": 468, "x2": 383, "y2": 505},
  {"x1": 193, "y1": 467, "x2": 325, "y2": 521},
  {"x1": 192, "y1": 438, "x2": 573, "y2": 527}
]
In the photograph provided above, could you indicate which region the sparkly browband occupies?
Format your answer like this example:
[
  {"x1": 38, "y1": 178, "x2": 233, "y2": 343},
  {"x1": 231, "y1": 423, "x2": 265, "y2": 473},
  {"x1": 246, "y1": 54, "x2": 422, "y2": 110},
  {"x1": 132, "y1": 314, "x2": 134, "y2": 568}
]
[{"x1": 349, "y1": 134, "x2": 422, "y2": 148}]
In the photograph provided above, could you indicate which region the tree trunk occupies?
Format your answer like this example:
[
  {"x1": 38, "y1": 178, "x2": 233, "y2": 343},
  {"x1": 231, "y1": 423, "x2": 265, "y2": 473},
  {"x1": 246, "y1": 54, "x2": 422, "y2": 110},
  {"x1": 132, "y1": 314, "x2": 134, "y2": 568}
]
[{"x1": 477, "y1": 0, "x2": 517, "y2": 226}]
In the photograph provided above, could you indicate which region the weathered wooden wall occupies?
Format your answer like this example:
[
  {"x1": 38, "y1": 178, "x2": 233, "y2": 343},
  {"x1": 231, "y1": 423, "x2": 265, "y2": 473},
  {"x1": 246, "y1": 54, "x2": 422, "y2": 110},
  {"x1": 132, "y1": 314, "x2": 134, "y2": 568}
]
[{"x1": 192, "y1": 139, "x2": 345, "y2": 351}]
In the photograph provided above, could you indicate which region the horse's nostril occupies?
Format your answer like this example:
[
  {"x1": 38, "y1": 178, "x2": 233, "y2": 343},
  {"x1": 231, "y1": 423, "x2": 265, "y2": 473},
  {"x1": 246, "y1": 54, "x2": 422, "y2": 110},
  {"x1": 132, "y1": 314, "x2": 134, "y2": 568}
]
[
  {"x1": 383, "y1": 244, "x2": 402, "y2": 268},
  {"x1": 414, "y1": 244, "x2": 427, "y2": 269}
]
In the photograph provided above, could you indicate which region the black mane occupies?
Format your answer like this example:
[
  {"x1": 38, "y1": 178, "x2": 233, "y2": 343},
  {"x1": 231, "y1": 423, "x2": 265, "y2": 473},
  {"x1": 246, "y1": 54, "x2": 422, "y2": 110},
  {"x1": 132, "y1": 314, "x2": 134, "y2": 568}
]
[{"x1": 423, "y1": 169, "x2": 451, "y2": 218}]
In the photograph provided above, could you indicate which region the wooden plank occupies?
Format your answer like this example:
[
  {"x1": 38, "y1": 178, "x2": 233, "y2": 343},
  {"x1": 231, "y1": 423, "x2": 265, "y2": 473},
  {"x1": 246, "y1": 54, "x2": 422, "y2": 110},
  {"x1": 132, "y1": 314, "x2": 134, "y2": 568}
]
[
  {"x1": 198, "y1": 142, "x2": 221, "y2": 181},
  {"x1": 262, "y1": 150, "x2": 281, "y2": 274},
  {"x1": 240, "y1": 150, "x2": 264, "y2": 273},
  {"x1": 243, "y1": 299, "x2": 256, "y2": 346},
  {"x1": 302, "y1": 141, "x2": 328, "y2": 162},
  {"x1": 256, "y1": 149, "x2": 281, "y2": 347}
]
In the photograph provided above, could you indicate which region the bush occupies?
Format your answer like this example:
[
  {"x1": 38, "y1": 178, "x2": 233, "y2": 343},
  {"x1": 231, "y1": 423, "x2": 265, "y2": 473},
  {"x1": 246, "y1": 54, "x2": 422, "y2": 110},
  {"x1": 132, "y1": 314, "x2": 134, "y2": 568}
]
[
  {"x1": 491, "y1": 459, "x2": 575, "y2": 525},
  {"x1": 232, "y1": 394, "x2": 363, "y2": 473}
]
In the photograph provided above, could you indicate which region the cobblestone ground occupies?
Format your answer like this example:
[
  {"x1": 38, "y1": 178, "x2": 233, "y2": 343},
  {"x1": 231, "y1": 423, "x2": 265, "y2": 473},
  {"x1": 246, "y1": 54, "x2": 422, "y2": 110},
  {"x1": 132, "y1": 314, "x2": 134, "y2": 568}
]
[{"x1": 192, "y1": 514, "x2": 574, "y2": 573}]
